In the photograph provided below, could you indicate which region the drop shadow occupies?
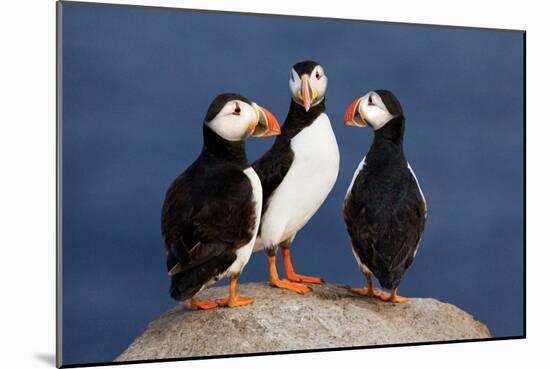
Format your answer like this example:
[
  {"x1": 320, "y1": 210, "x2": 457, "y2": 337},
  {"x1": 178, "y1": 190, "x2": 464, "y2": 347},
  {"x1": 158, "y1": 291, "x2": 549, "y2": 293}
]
[{"x1": 34, "y1": 353, "x2": 56, "y2": 367}]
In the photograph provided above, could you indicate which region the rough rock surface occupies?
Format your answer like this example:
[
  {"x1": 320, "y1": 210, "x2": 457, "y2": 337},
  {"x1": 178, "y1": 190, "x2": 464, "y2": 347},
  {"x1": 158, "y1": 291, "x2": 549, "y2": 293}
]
[{"x1": 116, "y1": 283, "x2": 490, "y2": 361}]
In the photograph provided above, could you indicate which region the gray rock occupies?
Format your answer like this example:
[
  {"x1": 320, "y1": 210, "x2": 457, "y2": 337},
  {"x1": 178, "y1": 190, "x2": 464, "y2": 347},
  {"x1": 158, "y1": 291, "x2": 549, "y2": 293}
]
[{"x1": 116, "y1": 282, "x2": 491, "y2": 361}]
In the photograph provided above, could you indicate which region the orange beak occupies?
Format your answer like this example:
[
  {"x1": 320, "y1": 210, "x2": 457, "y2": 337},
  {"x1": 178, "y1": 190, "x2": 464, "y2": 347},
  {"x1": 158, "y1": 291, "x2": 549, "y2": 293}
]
[
  {"x1": 301, "y1": 75, "x2": 311, "y2": 112},
  {"x1": 252, "y1": 104, "x2": 281, "y2": 137},
  {"x1": 344, "y1": 97, "x2": 366, "y2": 127}
]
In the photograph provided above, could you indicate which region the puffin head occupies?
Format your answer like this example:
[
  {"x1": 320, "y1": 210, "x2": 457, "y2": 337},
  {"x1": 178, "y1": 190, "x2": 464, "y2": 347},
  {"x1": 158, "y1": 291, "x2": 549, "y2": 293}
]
[
  {"x1": 289, "y1": 60, "x2": 328, "y2": 112},
  {"x1": 204, "y1": 93, "x2": 280, "y2": 141},
  {"x1": 344, "y1": 90, "x2": 403, "y2": 130}
]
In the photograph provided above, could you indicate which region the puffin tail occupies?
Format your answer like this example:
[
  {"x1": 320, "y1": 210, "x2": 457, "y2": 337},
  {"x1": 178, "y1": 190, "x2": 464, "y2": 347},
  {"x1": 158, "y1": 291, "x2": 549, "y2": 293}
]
[
  {"x1": 168, "y1": 251, "x2": 237, "y2": 302},
  {"x1": 378, "y1": 272, "x2": 402, "y2": 291},
  {"x1": 169, "y1": 270, "x2": 206, "y2": 301}
]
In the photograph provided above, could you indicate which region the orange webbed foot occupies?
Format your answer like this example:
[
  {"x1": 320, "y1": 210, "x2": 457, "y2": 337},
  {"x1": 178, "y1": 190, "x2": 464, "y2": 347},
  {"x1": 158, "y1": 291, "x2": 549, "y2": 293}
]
[
  {"x1": 189, "y1": 297, "x2": 219, "y2": 310},
  {"x1": 378, "y1": 289, "x2": 410, "y2": 303},
  {"x1": 270, "y1": 279, "x2": 311, "y2": 294},
  {"x1": 215, "y1": 295, "x2": 255, "y2": 308},
  {"x1": 286, "y1": 272, "x2": 325, "y2": 284},
  {"x1": 350, "y1": 287, "x2": 385, "y2": 298},
  {"x1": 281, "y1": 248, "x2": 324, "y2": 284}
]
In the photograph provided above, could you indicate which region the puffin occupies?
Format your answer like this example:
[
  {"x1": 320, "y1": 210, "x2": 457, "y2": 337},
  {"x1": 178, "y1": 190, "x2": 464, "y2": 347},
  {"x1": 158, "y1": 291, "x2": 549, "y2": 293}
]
[
  {"x1": 253, "y1": 61, "x2": 340, "y2": 294},
  {"x1": 342, "y1": 90, "x2": 427, "y2": 303},
  {"x1": 161, "y1": 93, "x2": 280, "y2": 309}
]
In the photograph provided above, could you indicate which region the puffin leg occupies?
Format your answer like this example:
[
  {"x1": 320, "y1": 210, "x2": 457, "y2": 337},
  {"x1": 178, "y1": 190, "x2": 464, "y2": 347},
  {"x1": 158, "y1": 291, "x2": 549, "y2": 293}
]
[
  {"x1": 215, "y1": 276, "x2": 254, "y2": 308},
  {"x1": 281, "y1": 247, "x2": 324, "y2": 284},
  {"x1": 267, "y1": 254, "x2": 311, "y2": 294},
  {"x1": 378, "y1": 288, "x2": 409, "y2": 303},
  {"x1": 351, "y1": 273, "x2": 385, "y2": 298},
  {"x1": 189, "y1": 297, "x2": 218, "y2": 310}
]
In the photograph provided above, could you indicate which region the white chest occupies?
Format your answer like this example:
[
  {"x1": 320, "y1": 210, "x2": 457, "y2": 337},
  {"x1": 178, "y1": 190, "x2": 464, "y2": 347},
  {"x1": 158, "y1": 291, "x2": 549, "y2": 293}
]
[
  {"x1": 225, "y1": 167, "x2": 262, "y2": 276},
  {"x1": 346, "y1": 156, "x2": 366, "y2": 199},
  {"x1": 291, "y1": 113, "x2": 339, "y2": 165},
  {"x1": 288, "y1": 114, "x2": 340, "y2": 204},
  {"x1": 260, "y1": 113, "x2": 340, "y2": 246},
  {"x1": 243, "y1": 167, "x2": 263, "y2": 233}
]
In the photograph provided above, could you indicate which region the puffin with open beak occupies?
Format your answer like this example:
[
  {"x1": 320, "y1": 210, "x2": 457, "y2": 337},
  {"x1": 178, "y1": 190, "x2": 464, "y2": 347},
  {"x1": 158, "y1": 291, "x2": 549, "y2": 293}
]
[
  {"x1": 252, "y1": 61, "x2": 340, "y2": 294},
  {"x1": 343, "y1": 90, "x2": 427, "y2": 303},
  {"x1": 162, "y1": 93, "x2": 280, "y2": 309}
]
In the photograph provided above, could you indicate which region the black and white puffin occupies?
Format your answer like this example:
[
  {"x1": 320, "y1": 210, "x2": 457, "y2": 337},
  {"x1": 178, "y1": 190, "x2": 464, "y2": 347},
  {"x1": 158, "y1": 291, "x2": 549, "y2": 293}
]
[
  {"x1": 161, "y1": 93, "x2": 280, "y2": 309},
  {"x1": 343, "y1": 90, "x2": 427, "y2": 303},
  {"x1": 252, "y1": 61, "x2": 340, "y2": 294}
]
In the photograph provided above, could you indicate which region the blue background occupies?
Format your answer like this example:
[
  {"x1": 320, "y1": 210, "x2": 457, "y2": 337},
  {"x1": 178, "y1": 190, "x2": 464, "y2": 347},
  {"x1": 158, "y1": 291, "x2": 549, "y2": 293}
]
[{"x1": 61, "y1": 2, "x2": 524, "y2": 365}]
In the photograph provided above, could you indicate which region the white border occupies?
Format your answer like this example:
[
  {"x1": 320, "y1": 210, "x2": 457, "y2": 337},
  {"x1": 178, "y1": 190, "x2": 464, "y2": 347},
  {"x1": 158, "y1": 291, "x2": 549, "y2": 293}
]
[{"x1": 1, "y1": 1, "x2": 547, "y2": 369}]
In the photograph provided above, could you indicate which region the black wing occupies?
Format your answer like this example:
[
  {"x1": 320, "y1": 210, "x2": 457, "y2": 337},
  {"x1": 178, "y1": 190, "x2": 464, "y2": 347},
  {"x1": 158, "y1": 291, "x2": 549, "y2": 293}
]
[
  {"x1": 252, "y1": 137, "x2": 294, "y2": 213},
  {"x1": 161, "y1": 157, "x2": 257, "y2": 300},
  {"x1": 344, "y1": 168, "x2": 426, "y2": 290}
]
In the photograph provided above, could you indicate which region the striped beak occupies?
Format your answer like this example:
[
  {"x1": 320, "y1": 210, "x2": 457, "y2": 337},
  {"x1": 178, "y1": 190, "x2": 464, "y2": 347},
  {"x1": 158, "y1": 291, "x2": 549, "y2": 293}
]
[
  {"x1": 251, "y1": 103, "x2": 280, "y2": 137},
  {"x1": 344, "y1": 97, "x2": 367, "y2": 127},
  {"x1": 301, "y1": 75, "x2": 312, "y2": 112}
]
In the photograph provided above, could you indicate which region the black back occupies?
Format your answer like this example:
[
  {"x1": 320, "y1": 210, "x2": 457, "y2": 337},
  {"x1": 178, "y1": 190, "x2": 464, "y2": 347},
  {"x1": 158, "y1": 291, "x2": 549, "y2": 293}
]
[
  {"x1": 343, "y1": 114, "x2": 426, "y2": 290},
  {"x1": 161, "y1": 97, "x2": 257, "y2": 301},
  {"x1": 253, "y1": 98, "x2": 326, "y2": 213}
]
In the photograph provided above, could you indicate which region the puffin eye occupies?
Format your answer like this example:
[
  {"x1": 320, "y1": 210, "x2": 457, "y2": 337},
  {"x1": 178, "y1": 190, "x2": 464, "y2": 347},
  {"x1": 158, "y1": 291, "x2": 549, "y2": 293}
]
[
  {"x1": 315, "y1": 71, "x2": 321, "y2": 80},
  {"x1": 233, "y1": 103, "x2": 241, "y2": 115},
  {"x1": 368, "y1": 95, "x2": 374, "y2": 105},
  {"x1": 290, "y1": 72, "x2": 295, "y2": 82}
]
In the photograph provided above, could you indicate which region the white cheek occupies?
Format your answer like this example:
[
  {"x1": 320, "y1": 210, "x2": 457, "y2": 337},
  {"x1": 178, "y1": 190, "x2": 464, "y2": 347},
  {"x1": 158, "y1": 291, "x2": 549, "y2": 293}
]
[
  {"x1": 207, "y1": 107, "x2": 256, "y2": 141},
  {"x1": 310, "y1": 77, "x2": 327, "y2": 102},
  {"x1": 362, "y1": 105, "x2": 393, "y2": 130},
  {"x1": 289, "y1": 77, "x2": 300, "y2": 96}
]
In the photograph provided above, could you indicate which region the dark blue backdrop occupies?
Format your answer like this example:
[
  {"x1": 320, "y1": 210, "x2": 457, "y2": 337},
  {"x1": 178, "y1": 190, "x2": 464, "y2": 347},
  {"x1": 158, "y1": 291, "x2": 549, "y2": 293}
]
[{"x1": 61, "y1": 2, "x2": 524, "y2": 365}]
